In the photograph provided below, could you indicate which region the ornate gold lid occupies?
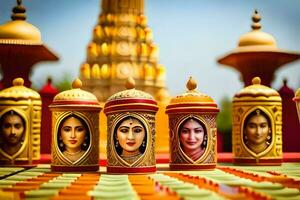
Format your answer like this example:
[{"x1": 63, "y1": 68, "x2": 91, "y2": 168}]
[
  {"x1": 50, "y1": 78, "x2": 101, "y2": 109},
  {"x1": 234, "y1": 77, "x2": 281, "y2": 101},
  {"x1": 104, "y1": 77, "x2": 158, "y2": 114},
  {"x1": 0, "y1": 0, "x2": 41, "y2": 45},
  {"x1": 0, "y1": 78, "x2": 40, "y2": 100},
  {"x1": 166, "y1": 77, "x2": 219, "y2": 114},
  {"x1": 107, "y1": 77, "x2": 154, "y2": 101},
  {"x1": 238, "y1": 10, "x2": 276, "y2": 50}
]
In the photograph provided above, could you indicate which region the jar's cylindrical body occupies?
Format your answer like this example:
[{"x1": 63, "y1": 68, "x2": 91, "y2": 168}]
[
  {"x1": 49, "y1": 79, "x2": 102, "y2": 171},
  {"x1": 166, "y1": 106, "x2": 219, "y2": 170},
  {"x1": 165, "y1": 77, "x2": 219, "y2": 170},
  {"x1": 50, "y1": 108, "x2": 100, "y2": 171},
  {"x1": 104, "y1": 85, "x2": 158, "y2": 173},
  {"x1": 232, "y1": 77, "x2": 282, "y2": 165},
  {"x1": 0, "y1": 78, "x2": 41, "y2": 165}
]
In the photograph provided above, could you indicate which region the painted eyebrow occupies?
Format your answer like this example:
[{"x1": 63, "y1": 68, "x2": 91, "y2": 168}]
[{"x1": 119, "y1": 126, "x2": 129, "y2": 129}]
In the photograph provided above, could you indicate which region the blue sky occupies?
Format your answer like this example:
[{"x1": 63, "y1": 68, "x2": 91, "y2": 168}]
[{"x1": 0, "y1": 0, "x2": 299, "y2": 104}]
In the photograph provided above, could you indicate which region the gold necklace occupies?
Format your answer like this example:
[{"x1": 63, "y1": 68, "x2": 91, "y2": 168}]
[{"x1": 64, "y1": 149, "x2": 82, "y2": 155}]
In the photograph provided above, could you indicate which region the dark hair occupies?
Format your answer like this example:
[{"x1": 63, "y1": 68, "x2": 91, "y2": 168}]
[
  {"x1": 114, "y1": 116, "x2": 147, "y2": 155},
  {"x1": 243, "y1": 109, "x2": 272, "y2": 143},
  {"x1": 178, "y1": 117, "x2": 207, "y2": 149},
  {"x1": 57, "y1": 114, "x2": 90, "y2": 152},
  {"x1": 0, "y1": 110, "x2": 26, "y2": 142}
]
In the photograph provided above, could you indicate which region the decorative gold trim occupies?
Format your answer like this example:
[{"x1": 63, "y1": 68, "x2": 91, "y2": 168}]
[
  {"x1": 107, "y1": 111, "x2": 156, "y2": 168},
  {"x1": 240, "y1": 106, "x2": 274, "y2": 159},
  {"x1": 110, "y1": 112, "x2": 150, "y2": 167},
  {"x1": 0, "y1": 39, "x2": 42, "y2": 45},
  {"x1": 168, "y1": 113, "x2": 217, "y2": 166},
  {"x1": 232, "y1": 101, "x2": 282, "y2": 163},
  {"x1": 175, "y1": 115, "x2": 210, "y2": 164},
  {"x1": 53, "y1": 112, "x2": 93, "y2": 165}
]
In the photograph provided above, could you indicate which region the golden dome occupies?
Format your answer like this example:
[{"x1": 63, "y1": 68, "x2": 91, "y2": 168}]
[
  {"x1": 106, "y1": 77, "x2": 154, "y2": 101},
  {"x1": 237, "y1": 10, "x2": 277, "y2": 49},
  {"x1": 166, "y1": 77, "x2": 219, "y2": 114},
  {"x1": 0, "y1": 0, "x2": 42, "y2": 45},
  {"x1": 169, "y1": 77, "x2": 215, "y2": 104},
  {"x1": 104, "y1": 77, "x2": 158, "y2": 114},
  {"x1": 0, "y1": 78, "x2": 40, "y2": 100},
  {"x1": 234, "y1": 77, "x2": 281, "y2": 101},
  {"x1": 51, "y1": 78, "x2": 100, "y2": 108}
]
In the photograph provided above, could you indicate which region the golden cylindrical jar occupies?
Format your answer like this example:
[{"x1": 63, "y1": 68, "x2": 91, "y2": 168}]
[
  {"x1": 0, "y1": 78, "x2": 41, "y2": 165},
  {"x1": 49, "y1": 79, "x2": 102, "y2": 171},
  {"x1": 166, "y1": 77, "x2": 219, "y2": 170},
  {"x1": 232, "y1": 77, "x2": 282, "y2": 165},
  {"x1": 104, "y1": 78, "x2": 158, "y2": 173}
]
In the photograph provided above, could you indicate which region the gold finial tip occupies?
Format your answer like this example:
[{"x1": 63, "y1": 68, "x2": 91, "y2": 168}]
[
  {"x1": 72, "y1": 78, "x2": 82, "y2": 89},
  {"x1": 186, "y1": 76, "x2": 197, "y2": 91},
  {"x1": 251, "y1": 9, "x2": 261, "y2": 30},
  {"x1": 125, "y1": 77, "x2": 135, "y2": 89},
  {"x1": 252, "y1": 77, "x2": 261, "y2": 85},
  {"x1": 13, "y1": 78, "x2": 24, "y2": 86}
]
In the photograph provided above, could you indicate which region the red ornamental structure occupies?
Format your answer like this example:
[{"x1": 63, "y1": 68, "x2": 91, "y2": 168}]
[
  {"x1": 218, "y1": 10, "x2": 300, "y2": 87},
  {"x1": 0, "y1": 0, "x2": 58, "y2": 89},
  {"x1": 278, "y1": 79, "x2": 300, "y2": 152},
  {"x1": 39, "y1": 78, "x2": 59, "y2": 154}
]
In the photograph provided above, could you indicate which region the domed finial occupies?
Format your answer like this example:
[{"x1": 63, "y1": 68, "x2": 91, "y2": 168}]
[
  {"x1": 186, "y1": 77, "x2": 197, "y2": 91},
  {"x1": 125, "y1": 77, "x2": 135, "y2": 89},
  {"x1": 72, "y1": 78, "x2": 82, "y2": 89},
  {"x1": 251, "y1": 9, "x2": 261, "y2": 30},
  {"x1": 252, "y1": 77, "x2": 261, "y2": 85},
  {"x1": 13, "y1": 78, "x2": 24, "y2": 86},
  {"x1": 11, "y1": 0, "x2": 26, "y2": 21},
  {"x1": 283, "y1": 78, "x2": 288, "y2": 86}
]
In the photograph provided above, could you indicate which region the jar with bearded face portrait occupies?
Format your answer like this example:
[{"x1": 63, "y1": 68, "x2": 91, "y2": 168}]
[
  {"x1": 0, "y1": 78, "x2": 41, "y2": 165},
  {"x1": 0, "y1": 110, "x2": 25, "y2": 156},
  {"x1": 114, "y1": 116, "x2": 147, "y2": 164},
  {"x1": 243, "y1": 109, "x2": 272, "y2": 154}
]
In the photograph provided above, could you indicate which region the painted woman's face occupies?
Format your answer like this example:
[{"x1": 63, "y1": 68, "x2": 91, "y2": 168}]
[
  {"x1": 60, "y1": 117, "x2": 86, "y2": 152},
  {"x1": 245, "y1": 114, "x2": 270, "y2": 146},
  {"x1": 1, "y1": 114, "x2": 24, "y2": 145},
  {"x1": 116, "y1": 118, "x2": 145, "y2": 155},
  {"x1": 180, "y1": 119, "x2": 204, "y2": 152}
]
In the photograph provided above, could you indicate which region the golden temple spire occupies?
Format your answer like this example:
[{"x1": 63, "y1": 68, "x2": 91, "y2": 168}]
[
  {"x1": 11, "y1": 0, "x2": 26, "y2": 21},
  {"x1": 80, "y1": 0, "x2": 167, "y2": 102},
  {"x1": 251, "y1": 9, "x2": 261, "y2": 30}
]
